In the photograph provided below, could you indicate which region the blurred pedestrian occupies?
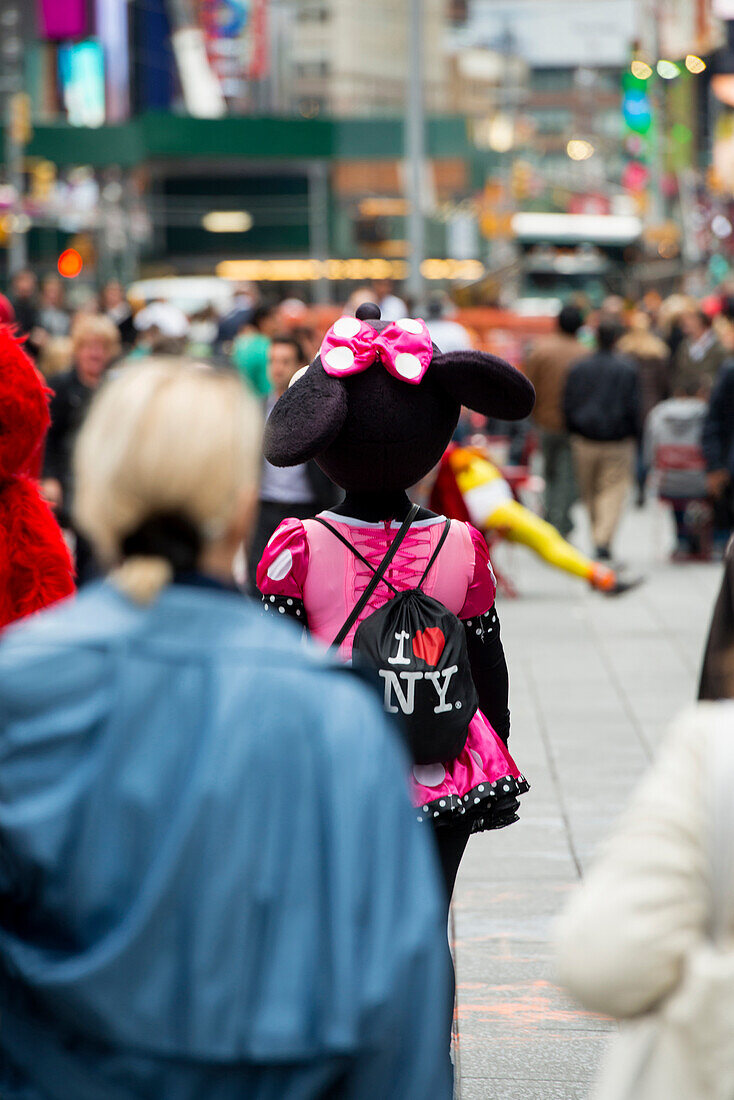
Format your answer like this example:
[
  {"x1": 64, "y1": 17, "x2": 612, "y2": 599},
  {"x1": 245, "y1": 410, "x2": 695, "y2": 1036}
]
[
  {"x1": 249, "y1": 334, "x2": 339, "y2": 583},
  {"x1": 215, "y1": 280, "x2": 257, "y2": 351},
  {"x1": 524, "y1": 303, "x2": 586, "y2": 538},
  {"x1": 9, "y1": 268, "x2": 38, "y2": 340},
  {"x1": 101, "y1": 278, "x2": 136, "y2": 348},
  {"x1": 371, "y1": 278, "x2": 407, "y2": 322},
  {"x1": 131, "y1": 300, "x2": 190, "y2": 358},
  {"x1": 555, "y1": 702, "x2": 734, "y2": 1100},
  {"x1": 187, "y1": 304, "x2": 219, "y2": 358},
  {"x1": 673, "y1": 307, "x2": 726, "y2": 394},
  {"x1": 564, "y1": 318, "x2": 640, "y2": 561},
  {"x1": 0, "y1": 359, "x2": 452, "y2": 1100},
  {"x1": 645, "y1": 379, "x2": 708, "y2": 558},
  {"x1": 702, "y1": 356, "x2": 734, "y2": 547},
  {"x1": 659, "y1": 294, "x2": 691, "y2": 361},
  {"x1": 37, "y1": 274, "x2": 70, "y2": 338},
  {"x1": 232, "y1": 303, "x2": 279, "y2": 397},
  {"x1": 618, "y1": 312, "x2": 671, "y2": 505},
  {"x1": 41, "y1": 314, "x2": 121, "y2": 583},
  {"x1": 425, "y1": 294, "x2": 473, "y2": 353}
]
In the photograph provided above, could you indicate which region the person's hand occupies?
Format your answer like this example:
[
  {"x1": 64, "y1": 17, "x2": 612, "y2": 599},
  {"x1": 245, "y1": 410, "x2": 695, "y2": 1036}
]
[
  {"x1": 41, "y1": 478, "x2": 63, "y2": 509},
  {"x1": 707, "y1": 469, "x2": 730, "y2": 499}
]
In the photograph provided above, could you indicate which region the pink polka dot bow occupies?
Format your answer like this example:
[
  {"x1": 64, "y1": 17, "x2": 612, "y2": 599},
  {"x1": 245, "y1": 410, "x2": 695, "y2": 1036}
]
[{"x1": 319, "y1": 315, "x2": 433, "y2": 385}]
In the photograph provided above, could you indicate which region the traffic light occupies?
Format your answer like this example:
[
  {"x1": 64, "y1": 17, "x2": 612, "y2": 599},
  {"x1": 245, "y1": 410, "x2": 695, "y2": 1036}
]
[{"x1": 622, "y1": 71, "x2": 653, "y2": 135}]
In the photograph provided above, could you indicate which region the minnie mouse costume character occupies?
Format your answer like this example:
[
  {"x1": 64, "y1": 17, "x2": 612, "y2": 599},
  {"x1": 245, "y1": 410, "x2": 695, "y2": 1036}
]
[
  {"x1": 0, "y1": 323, "x2": 75, "y2": 629},
  {"x1": 257, "y1": 303, "x2": 535, "y2": 900}
]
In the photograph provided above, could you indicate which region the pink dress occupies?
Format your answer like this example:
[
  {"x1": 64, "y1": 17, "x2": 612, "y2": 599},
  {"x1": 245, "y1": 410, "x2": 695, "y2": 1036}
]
[{"x1": 257, "y1": 511, "x2": 529, "y2": 832}]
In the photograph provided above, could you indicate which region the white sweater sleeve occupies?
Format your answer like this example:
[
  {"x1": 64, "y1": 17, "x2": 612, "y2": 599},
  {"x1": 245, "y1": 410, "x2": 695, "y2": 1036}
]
[{"x1": 554, "y1": 708, "x2": 710, "y2": 1019}]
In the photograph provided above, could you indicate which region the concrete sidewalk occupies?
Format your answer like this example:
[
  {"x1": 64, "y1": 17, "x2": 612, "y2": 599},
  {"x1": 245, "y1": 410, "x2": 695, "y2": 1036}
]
[{"x1": 453, "y1": 499, "x2": 722, "y2": 1099}]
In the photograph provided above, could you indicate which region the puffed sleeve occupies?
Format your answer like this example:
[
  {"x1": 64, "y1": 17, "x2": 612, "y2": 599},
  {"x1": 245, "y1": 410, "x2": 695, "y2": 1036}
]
[
  {"x1": 256, "y1": 518, "x2": 310, "y2": 600},
  {"x1": 459, "y1": 523, "x2": 497, "y2": 619}
]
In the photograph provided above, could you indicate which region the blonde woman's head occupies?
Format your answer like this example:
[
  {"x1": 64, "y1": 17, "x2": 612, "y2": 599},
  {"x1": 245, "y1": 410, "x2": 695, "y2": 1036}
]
[
  {"x1": 74, "y1": 359, "x2": 262, "y2": 603},
  {"x1": 71, "y1": 313, "x2": 121, "y2": 387}
]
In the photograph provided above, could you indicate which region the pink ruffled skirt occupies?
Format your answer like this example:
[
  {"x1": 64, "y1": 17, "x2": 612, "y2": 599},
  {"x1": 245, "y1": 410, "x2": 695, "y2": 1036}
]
[{"x1": 411, "y1": 709, "x2": 529, "y2": 832}]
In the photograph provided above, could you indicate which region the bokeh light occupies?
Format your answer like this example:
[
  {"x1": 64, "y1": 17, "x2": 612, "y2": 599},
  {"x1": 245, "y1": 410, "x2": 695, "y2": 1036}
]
[
  {"x1": 630, "y1": 60, "x2": 653, "y2": 80},
  {"x1": 656, "y1": 60, "x2": 680, "y2": 80},
  {"x1": 566, "y1": 139, "x2": 595, "y2": 162},
  {"x1": 712, "y1": 214, "x2": 733, "y2": 239},
  {"x1": 685, "y1": 55, "x2": 706, "y2": 75},
  {"x1": 57, "y1": 248, "x2": 83, "y2": 278}
]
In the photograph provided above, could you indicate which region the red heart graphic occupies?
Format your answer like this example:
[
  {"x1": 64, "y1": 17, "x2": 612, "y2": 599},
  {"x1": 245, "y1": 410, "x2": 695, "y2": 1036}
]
[{"x1": 413, "y1": 627, "x2": 445, "y2": 667}]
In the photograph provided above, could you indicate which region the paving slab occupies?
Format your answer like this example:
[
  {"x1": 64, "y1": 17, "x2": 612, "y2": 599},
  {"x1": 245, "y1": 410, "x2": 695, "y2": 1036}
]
[{"x1": 454, "y1": 498, "x2": 721, "y2": 1096}]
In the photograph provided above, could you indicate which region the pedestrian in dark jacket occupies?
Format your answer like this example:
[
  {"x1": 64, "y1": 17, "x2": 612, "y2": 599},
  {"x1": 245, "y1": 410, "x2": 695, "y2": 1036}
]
[
  {"x1": 702, "y1": 357, "x2": 734, "y2": 539},
  {"x1": 564, "y1": 318, "x2": 641, "y2": 560},
  {"x1": 41, "y1": 314, "x2": 121, "y2": 582}
]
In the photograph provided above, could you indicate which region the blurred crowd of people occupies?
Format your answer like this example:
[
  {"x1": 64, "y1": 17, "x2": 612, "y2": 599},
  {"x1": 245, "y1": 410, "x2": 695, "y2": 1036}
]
[
  {"x1": 13, "y1": 263, "x2": 734, "y2": 584},
  {"x1": 13, "y1": 262, "x2": 734, "y2": 586},
  {"x1": 525, "y1": 290, "x2": 734, "y2": 563}
]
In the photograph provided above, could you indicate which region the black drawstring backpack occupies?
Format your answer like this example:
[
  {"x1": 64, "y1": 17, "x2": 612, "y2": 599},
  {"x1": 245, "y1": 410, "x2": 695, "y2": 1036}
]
[{"x1": 314, "y1": 505, "x2": 478, "y2": 764}]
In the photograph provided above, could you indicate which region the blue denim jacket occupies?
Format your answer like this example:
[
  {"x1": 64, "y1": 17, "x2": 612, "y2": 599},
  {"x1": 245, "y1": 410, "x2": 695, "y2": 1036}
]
[{"x1": 0, "y1": 582, "x2": 450, "y2": 1099}]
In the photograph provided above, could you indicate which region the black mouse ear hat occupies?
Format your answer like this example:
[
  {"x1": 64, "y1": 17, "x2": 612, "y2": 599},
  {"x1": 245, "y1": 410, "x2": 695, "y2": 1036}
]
[
  {"x1": 264, "y1": 358, "x2": 348, "y2": 467},
  {"x1": 263, "y1": 304, "x2": 535, "y2": 468},
  {"x1": 430, "y1": 349, "x2": 535, "y2": 420}
]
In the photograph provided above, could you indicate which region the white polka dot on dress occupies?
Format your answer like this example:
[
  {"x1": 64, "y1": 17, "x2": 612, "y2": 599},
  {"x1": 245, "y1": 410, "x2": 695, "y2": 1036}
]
[
  {"x1": 413, "y1": 763, "x2": 446, "y2": 788},
  {"x1": 266, "y1": 549, "x2": 293, "y2": 582}
]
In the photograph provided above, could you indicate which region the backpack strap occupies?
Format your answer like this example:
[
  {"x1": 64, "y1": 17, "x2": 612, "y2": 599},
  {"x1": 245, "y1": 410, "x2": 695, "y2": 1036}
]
[
  {"x1": 329, "y1": 504, "x2": 420, "y2": 651},
  {"x1": 417, "y1": 518, "x2": 452, "y2": 590},
  {"x1": 312, "y1": 517, "x2": 399, "y2": 596}
]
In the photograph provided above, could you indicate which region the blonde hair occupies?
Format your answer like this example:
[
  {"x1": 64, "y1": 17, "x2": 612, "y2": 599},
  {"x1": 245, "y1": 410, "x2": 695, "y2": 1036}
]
[
  {"x1": 39, "y1": 335, "x2": 73, "y2": 378},
  {"x1": 71, "y1": 313, "x2": 122, "y2": 358},
  {"x1": 74, "y1": 359, "x2": 262, "y2": 604}
]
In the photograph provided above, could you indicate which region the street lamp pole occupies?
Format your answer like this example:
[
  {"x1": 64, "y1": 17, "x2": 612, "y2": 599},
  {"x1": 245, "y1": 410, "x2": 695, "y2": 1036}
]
[
  {"x1": 3, "y1": 1, "x2": 27, "y2": 277},
  {"x1": 406, "y1": 0, "x2": 426, "y2": 314}
]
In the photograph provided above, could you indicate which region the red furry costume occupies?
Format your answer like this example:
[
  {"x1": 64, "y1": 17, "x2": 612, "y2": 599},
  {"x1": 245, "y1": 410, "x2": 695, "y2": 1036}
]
[{"x1": 0, "y1": 324, "x2": 75, "y2": 629}]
